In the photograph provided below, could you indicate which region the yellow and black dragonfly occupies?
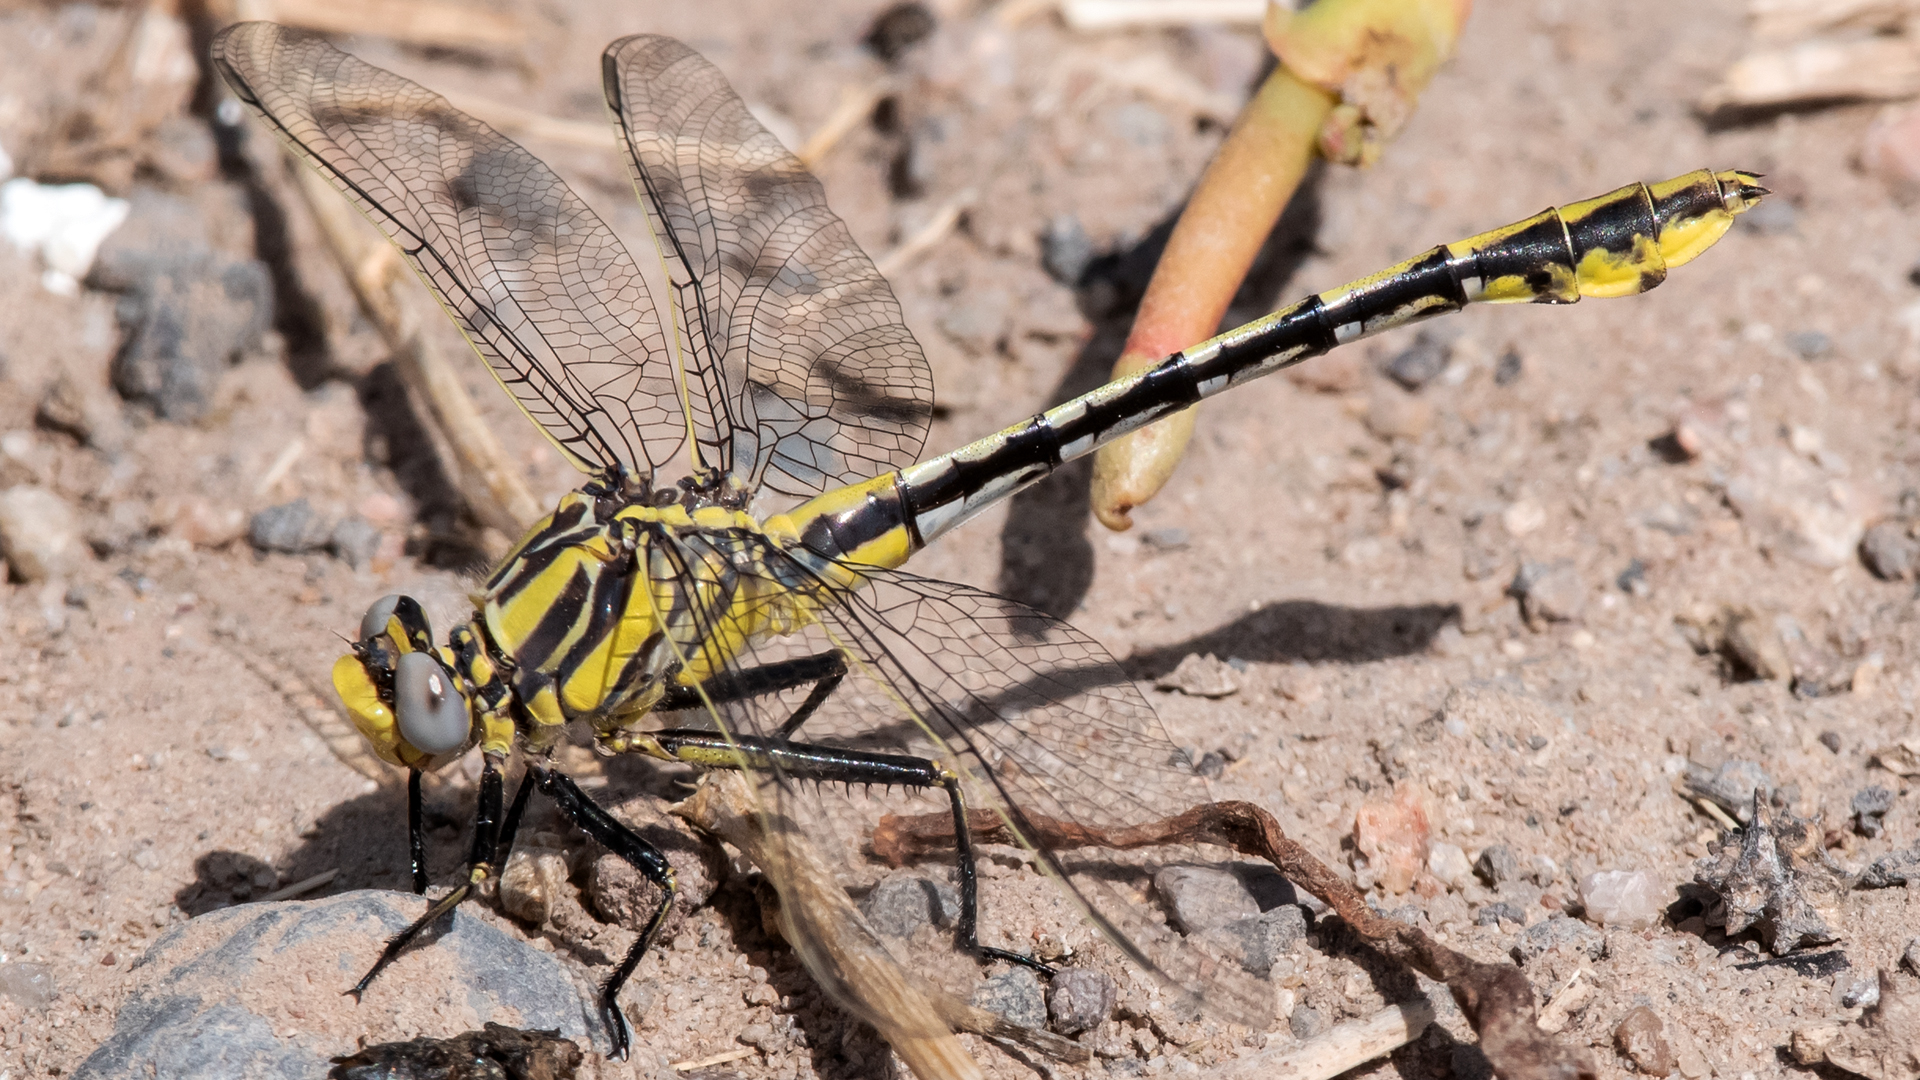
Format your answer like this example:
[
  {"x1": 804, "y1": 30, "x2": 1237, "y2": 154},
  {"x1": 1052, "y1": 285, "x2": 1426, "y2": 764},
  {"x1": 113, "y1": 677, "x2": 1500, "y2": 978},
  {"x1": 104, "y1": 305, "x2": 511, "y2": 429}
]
[{"x1": 212, "y1": 20, "x2": 1763, "y2": 1060}]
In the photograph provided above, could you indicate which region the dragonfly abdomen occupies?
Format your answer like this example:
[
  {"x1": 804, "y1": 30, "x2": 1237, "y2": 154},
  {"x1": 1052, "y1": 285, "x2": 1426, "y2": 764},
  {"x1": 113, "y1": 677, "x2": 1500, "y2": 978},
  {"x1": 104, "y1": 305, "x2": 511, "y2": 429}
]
[{"x1": 896, "y1": 169, "x2": 1764, "y2": 545}]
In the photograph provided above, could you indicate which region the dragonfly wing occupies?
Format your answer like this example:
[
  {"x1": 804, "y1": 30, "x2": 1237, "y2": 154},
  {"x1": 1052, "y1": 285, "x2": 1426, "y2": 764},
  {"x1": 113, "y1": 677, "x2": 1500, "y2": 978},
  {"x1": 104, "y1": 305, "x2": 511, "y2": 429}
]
[
  {"x1": 652, "y1": 537, "x2": 1270, "y2": 1026},
  {"x1": 213, "y1": 22, "x2": 684, "y2": 480},
  {"x1": 603, "y1": 36, "x2": 933, "y2": 501}
]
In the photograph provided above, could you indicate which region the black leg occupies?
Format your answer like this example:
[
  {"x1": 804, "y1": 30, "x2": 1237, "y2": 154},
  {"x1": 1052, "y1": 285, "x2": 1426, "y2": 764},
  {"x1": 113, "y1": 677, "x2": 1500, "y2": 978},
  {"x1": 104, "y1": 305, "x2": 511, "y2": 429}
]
[
  {"x1": 528, "y1": 764, "x2": 675, "y2": 1063},
  {"x1": 940, "y1": 776, "x2": 1054, "y2": 976},
  {"x1": 655, "y1": 651, "x2": 847, "y2": 740},
  {"x1": 352, "y1": 758, "x2": 507, "y2": 1003},
  {"x1": 407, "y1": 769, "x2": 428, "y2": 895}
]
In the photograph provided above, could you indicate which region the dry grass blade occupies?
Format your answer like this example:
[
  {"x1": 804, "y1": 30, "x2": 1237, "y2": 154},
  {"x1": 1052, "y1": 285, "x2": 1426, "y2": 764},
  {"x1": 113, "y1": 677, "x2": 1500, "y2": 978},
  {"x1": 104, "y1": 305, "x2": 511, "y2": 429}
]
[
  {"x1": 873, "y1": 800, "x2": 1598, "y2": 1080},
  {"x1": 675, "y1": 774, "x2": 1087, "y2": 1080},
  {"x1": 1212, "y1": 994, "x2": 1441, "y2": 1080}
]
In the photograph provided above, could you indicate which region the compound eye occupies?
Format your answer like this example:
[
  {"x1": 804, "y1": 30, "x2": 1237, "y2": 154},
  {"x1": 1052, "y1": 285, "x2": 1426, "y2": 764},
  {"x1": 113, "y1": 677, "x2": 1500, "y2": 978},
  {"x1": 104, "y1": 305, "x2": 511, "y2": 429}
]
[
  {"x1": 393, "y1": 652, "x2": 469, "y2": 755},
  {"x1": 359, "y1": 595, "x2": 405, "y2": 645}
]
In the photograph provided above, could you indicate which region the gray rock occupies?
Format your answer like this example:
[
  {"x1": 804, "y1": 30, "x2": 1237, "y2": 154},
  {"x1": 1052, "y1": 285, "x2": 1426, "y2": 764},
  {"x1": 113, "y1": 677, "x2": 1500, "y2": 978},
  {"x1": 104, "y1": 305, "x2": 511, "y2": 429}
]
[
  {"x1": 1903, "y1": 938, "x2": 1920, "y2": 976},
  {"x1": 970, "y1": 967, "x2": 1046, "y2": 1031},
  {"x1": 1510, "y1": 560, "x2": 1585, "y2": 627},
  {"x1": 329, "y1": 516, "x2": 383, "y2": 570},
  {"x1": 1474, "y1": 844, "x2": 1522, "y2": 888},
  {"x1": 72, "y1": 891, "x2": 612, "y2": 1080},
  {"x1": 863, "y1": 2, "x2": 935, "y2": 63},
  {"x1": 587, "y1": 808, "x2": 725, "y2": 943},
  {"x1": 1860, "y1": 520, "x2": 1920, "y2": 581},
  {"x1": 1046, "y1": 968, "x2": 1116, "y2": 1036},
  {"x1": 247, "y1": 499, "x2": 330, "y2": 554},
  {"x1": 1205, "y1": 906, "x2": 1307, "y2": 977},
  {"x1": 1493, "y1": 347, "x2": 1523, "y2": 386},
  {"x1": 1383, "y1": 327, "x2": 1455, "y2": 390},
  {"x1": 1682, "y1": 759, "x2": 1773, "y2": 823},
  {"x1": 1474, "y1": 901, "x2": 1527, "y2": 927},
  {"x1": 0, "y1": 485, "x2": 83, "y2": 582},
  {"x1": 1154, "y1": 865, "x2": 1259, "y2": 933},
  {"x1": 1041, "y1": 214, "x2": 1094, "y2": 285},
  {"x1": 1853, "y1": 785, "x2": 1895, "y2": 838},
  {"x1": 1785, "y1": 330, "x2": 1832, "y2": 360},
  {"x1": 111, "y1": 257, "x2": 272, "y2": 421},
  {"x1": 1859, "y1": 843, "x2": 1920, "y2": 889},
  {"x1": 1510, "y1": 915, "x2": 1604, "y2": 964},
  {"x1": 1288, "y1": 1005, "x2": 1328, "y2": 1039},
  {"x1": 859, "y1": 874, "x2": 959, "y2": 938}
]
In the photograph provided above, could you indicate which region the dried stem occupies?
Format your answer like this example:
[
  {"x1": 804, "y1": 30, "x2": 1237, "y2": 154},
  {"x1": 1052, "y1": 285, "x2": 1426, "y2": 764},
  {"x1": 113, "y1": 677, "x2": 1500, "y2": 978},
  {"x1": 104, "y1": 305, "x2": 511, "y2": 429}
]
[{"x1": 872, "y1": 800, "x2": 1597, "y2": 1080}]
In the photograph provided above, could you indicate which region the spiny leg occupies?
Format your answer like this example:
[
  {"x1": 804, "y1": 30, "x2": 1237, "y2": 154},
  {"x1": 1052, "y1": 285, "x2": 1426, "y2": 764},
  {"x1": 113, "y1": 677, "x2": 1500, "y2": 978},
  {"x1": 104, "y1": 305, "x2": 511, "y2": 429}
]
[
  {"x1": 641, "y1": 729, "x2": 1054, "y2": 975},
  {"x1": 938, "y1": 773, "x2": 1054, "y2": 976},
  {"x1": 525, "y1": 763, "x2": 676, "y2": 1063},
  {"x1": 352, "y1": 757, "x2": 515, "y2": 1003},
  {"x1": 654, "y1": 650, "x2": 847, "y2": 740}
]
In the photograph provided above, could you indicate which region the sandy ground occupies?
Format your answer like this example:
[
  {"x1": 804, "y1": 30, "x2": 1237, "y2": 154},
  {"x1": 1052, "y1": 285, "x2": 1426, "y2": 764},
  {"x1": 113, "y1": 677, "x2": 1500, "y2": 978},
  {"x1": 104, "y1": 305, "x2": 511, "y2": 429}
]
[{"x1": 3, "y1": 0, "x2": 1919, "y2": 1077}]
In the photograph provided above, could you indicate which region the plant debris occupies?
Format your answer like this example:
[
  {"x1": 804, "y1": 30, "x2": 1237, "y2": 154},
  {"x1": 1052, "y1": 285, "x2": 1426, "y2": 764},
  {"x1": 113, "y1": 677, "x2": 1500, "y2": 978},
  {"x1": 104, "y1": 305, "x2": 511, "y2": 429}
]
[
  {"x1": 1689, "y1": 794, "x2": 1848, "y2": 955},
  {"x1": 873, "y1": 799, "x2": 1597, "y2": 1080},
  {"x1": 329, "y1": 1023, "x2": 583, "y2": 1080}
]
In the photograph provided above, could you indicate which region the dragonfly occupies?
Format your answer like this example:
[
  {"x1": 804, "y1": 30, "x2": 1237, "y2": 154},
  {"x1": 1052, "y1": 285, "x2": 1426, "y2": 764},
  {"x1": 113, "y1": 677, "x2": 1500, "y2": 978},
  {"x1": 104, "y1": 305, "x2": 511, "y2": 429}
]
[{"x1": 212, "y1": 20, "x2": 1764, "y2": 1061}]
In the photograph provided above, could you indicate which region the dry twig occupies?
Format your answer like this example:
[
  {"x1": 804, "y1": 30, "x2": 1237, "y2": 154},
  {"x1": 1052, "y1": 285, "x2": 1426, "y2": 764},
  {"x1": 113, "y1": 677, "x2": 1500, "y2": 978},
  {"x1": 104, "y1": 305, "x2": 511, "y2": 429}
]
[{"x1": 873, "y1": 800, "x2": 1597, "y2": 1080}]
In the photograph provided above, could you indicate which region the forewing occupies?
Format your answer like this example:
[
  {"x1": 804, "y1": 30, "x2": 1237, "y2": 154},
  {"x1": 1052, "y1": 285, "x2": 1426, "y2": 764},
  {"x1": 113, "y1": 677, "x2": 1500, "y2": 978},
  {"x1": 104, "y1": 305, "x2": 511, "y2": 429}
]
[
  {"x1": 213, "y1": 22, "x2": 684, "y2": 479},
  {"x1": 651, "y1": 537, "x2": 1266, "y2": 1025},
  {"x1": 602, "y1": 35, "x2": 933, "y2": 500}
]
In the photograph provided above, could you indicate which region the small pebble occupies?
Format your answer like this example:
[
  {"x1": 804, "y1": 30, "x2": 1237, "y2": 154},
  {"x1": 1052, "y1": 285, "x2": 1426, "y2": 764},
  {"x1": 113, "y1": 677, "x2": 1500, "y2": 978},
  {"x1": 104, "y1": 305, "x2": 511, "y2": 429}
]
[
  {"x1": 329, "y1": 516, "x2": 382, "y2": 569},
  {"x1": 1353, "y1": 786, "x2": 1429, "y2": 894},
  {"x1": 971, "y1": 967, "x2": 1046, "y2": 1031},
  {"x1": 1141, "y1": 526, "x2": 1189, "y2": 551},
  {"x1": 1473, "y1": 901, "x2": 1526, "y2": 927},
  {"x1": 863, "y1": 1, "x2": 935, "y2": 62},
  {"x1": 1153, "y1": 865, "x2": 1258, "y2": 933},
  {"x1": 1860, "y1": 519, "x2": 1920, "y2": 581},
  {"x1": 1289, "y1": 1005, "x2": 1328, "y2": 1040},
  {"x1": 1205, "y1": 906, "x2": 1307, "y2": 977},
  {"x1": 1902, "y1": 938, "x2": 1920, "y2": 976},
  {"x1": 1840, "y1": 975, "x2": 1881, "y2": 1010},
  {"x1": 1819, "y1": 730, "x2": 1843, "y2": 753},
  {"x1": 1510, "y1": 915, "x2": 1604, "y2": 964},
  {"x1": 1510, "y1": 560, "x2": 1585, "y2": 627},
  {"x1": 1784, "y1": 330, "x2": 1831, "y2": 360},
  {"x1": 1046, "y1": 968, "x2": 1116, "y2": 1036},
  {"x1": 1493, "y1": 347, "x2": 1523, "y2": 386},
  {"x1": 1154, "y1": 653, "x2": 1240, "y2": 699},
  {"x1": 1041, "y1": 214, "x2": 1094, "y2": 285},
  {"x1": 1577, "y1": 869, "x2": 1664, "y2": 930},
  {"x1": 0, "y1": 961, "x2": 55, "y2": 1009},
  {"x1": 737, "y1": 1022, "x2": 775, "y2": 1048},
  {"x1": 1383, "y1": 327, "x2": 1454, "y2": 390},
  {"x1": 0, "y1": 484, "x2": 82, "y2": 582},
  {"x1": 1616, "y1": 558, "x2": 1651, "y2": 597},
  {"x1": 1614, "y1": 1006, "x2": 1676, "y2": 1075},
  {"x1": 860, "y1": 874, "x2": 958, "y2": 938},
  {"x1": 1852, "y1": 785, "x2": 1895, "y2": 838},
  {"x1": 1426, "y1": 842, "x2": 1473, "y2": 890},
  {"x1": 248, "y1": 498, "x2": 329, "y2": 554},
  {"x1": 498, "y1": 846, "x2": 569, "y2": 926},
  {"x1": 1474, "y1": 845, "x2": 1522, "y2": 888}
]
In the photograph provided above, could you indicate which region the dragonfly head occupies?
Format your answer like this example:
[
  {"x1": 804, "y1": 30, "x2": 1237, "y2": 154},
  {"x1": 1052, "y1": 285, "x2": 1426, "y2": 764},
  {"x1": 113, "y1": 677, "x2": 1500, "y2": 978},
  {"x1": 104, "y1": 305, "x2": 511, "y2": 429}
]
[{"x1": 332, "y1": 594, "x2": 474, "y2": 768}]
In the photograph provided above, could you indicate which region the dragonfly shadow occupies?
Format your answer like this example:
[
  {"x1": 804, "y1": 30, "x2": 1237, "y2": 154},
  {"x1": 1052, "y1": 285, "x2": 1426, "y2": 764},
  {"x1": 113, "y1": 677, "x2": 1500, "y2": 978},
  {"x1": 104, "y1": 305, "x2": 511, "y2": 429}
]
[
  {"x1": 996, "y1": 164, "x2": 1326, "y2": 619},
  {"x1": 1122, "y1": 597, "x2": 1461, "y2": 679}
]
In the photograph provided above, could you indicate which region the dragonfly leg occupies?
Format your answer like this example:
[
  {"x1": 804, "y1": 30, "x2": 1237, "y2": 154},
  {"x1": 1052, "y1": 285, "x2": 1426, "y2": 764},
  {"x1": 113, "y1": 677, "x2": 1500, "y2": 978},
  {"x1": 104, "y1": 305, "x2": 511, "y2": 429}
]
[
  {"x1": 938, "y1": 773, "x2": 1056, "y2": 977},
  {"x1": 525, "y1": 763, "x2": 676, "y2": 1063},
  {"x1": 352, "y1": 755, "x2": 519, "y2": 1000},
  {"x1": 407, "y1": 768, "x2": 428, "y2": 895},
  {"x1": 654, "y1": 650, "x2": 847, "y2": 739}
]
